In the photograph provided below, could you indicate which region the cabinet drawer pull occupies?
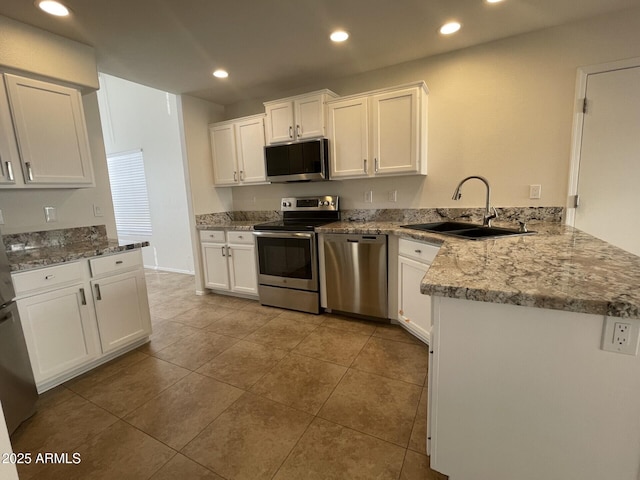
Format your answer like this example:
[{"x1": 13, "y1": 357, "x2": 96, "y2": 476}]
[
  {"x1": 45, "y1": 274, "x2": 55, "y2": 280},
  {"x1": 79, "y1": 288, "x2": 87, "y2": 305},
  {"x1": 221, "y1": 247, "x2": 225, "y2": 257},
  {"x1": 288, "y1": 126, "x2": 293, "y2": 139},
  {"x1": 26, "y1": 162, "x2": 34, "y2": 181},
  {"x1": 115, "y1": 260, "x2": 123, "y2": 265},
  {"x1": 226, "y1": 246, "x2": 231, "y2": 257},
  {"x1": 363, "y1": 159, "x2": 368, "y2": 173},
  {"x1": 5, "y1": 161, "x2": 14, "y2": 181},
  {"x1": 233, "y1": 171, "x2": 238, "y2": 182},
  {"x1": 296, "y1": 124, "x2": 301, "y2": 137},
  {"x1": 94, "y1": 284, "x2": 102, "y2": 301},
  {"x1": 415, "y1": 249, "x2": 422, "y2": 254}
]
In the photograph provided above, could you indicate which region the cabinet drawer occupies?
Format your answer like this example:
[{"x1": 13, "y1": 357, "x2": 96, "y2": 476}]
[
  {"x1": 199, "y1": 230, "x2": 226, "y2": 243},
  {"x1": 227, "y1": 231, "x2": 254, "y2": 245},
  {"x1": 90, "y1": 250, "x2": 142, "y2": 277},
  {"x1": 399, "y1": 238, "x2": 440, "y2": 264},
  {"x1": 12, "y1": 262, "x2": 83, "y2": 297}
]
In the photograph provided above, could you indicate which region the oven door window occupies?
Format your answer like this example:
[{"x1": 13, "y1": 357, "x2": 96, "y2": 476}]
[{"x1": 257, "y1": 236, "x2": 312, "y2": 280}]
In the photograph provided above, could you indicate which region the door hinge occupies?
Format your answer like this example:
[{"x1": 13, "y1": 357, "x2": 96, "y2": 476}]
[
  {"x1": 582, "y1": 98, "x2": 588, "y2": 114},
  {"x1": 570, "y1": 194, "x2": 580, "y2": 208}
]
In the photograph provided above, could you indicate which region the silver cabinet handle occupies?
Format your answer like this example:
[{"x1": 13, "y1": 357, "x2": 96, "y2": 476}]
[
  {"x1": 115, "y1": 260, "x2": 123, "y2": 265},
  {"x1": 288, "y1": 126, "x2": 293, "y2": 139},
  {"x1": 226, "y1": 246, "x2": 231, "y2": 257},
  {"x1": 374, "y1": 158, "x2": 379, "y2": 173},
  {"x1": 296, "y1": 124, "x2": 301, "y2": 137},
  {"x1": 233, "y1": 171, "x2": 238, "y2": 182},
  {"x1": 364, "y1": 159, "x2": 368, "y2": 173},
  {"x1": 5, "y1": 161, "x2": 13, "y2": 181},
  {"x1": 79, "y1": 288, "x2": 87, "y2": 305},
  {"x1": 415, "y1": 249, "x2": 422, "y2": 254},
  {"x1": 238, "y1": 235, "x2": 243, "y2": 239},
  {"x1": 94, "y1": 284, "x2": 102, "y2": 301},
  {"x1": 26, "y1": 162, "x2": 34, "y2": 181},
  {"x1": 45, "y1": 274, "x2": 55, "y2": 280},
  {"x1": 221, "y1": 247, "x2": 225, "y2": 257},
  {"x1": 240, "y1": 170, "x2": 244, "y2": 181}
]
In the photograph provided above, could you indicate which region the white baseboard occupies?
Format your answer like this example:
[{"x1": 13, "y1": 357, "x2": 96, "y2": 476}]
[{"x1": 144, "y1": 265, "x2": 195, "y2": 275}]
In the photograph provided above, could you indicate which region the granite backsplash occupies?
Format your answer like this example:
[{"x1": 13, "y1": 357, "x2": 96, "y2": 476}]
[{"x1": 196, "y1": 207, "x2": 564, "y2": 226}]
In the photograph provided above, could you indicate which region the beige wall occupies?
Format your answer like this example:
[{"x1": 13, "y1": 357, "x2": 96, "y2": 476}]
[
  {"x1": 0, "y1": 15, "x2": 98, "y2": 90},
  {"x1": 0, "y1": 16, "x2": 116, "y2": 236},
  {"x1": 179, "y1": 94, "x2": 232, "y2": 215},
  {"x1": 226, "y1": 6, "x2": 640, "y2": 211}
]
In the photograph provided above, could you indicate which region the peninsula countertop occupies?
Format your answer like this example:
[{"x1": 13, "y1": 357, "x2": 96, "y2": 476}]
[
  {"x1": 7, "y1": 239, "x2": 150, "y2": 272},
  {"x1": 315, "y1": 221, "x2": 640, "y2": 319}
]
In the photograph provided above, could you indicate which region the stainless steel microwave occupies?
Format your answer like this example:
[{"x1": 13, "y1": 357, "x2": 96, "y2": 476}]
[{"x1": 264, "y1": 138, "x2": 329, "y2": 182}]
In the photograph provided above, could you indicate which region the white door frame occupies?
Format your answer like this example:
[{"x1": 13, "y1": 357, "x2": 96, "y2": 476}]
[{"x1": 565, "y1": 56, "x2": 640, "y2": 226}]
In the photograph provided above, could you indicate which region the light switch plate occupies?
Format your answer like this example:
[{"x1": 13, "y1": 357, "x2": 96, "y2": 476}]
[{"x1": 44, "y1": 206, "x2": 58, "y2": 223}]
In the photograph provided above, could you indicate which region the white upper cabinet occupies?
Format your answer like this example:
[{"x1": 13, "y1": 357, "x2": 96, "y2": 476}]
[
  {"x1": 3, "y1": 74, "x2": 94, "y2": 187},
  {"x1": 209, "y1": 114, "x2": 267, "y2": 186},
  {"x1": 264, "y1": 90, "x2": 338, "y2": 144},
  {"x1": 327, "y1": 82, "x2": 428, "y2": 180},
  {"x1": 0, "y1": 78, "x2": 20, "y2": 186},
  {"x1": 327, "y1": 96, "x2": 370, "y2": 179}
]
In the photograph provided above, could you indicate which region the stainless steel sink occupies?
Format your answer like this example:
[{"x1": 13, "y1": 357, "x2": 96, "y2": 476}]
[{"x1": 401, "y1": 222, "x2": 536, "y2": 240}]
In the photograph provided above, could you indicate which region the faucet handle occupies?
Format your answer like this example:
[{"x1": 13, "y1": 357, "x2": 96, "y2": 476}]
[
  {"x1": 484, "y1": 206, "x2": 498, "y2": 227},
  {"x1": 518, "y1": 221, "x2": 528, "y2": 233}
]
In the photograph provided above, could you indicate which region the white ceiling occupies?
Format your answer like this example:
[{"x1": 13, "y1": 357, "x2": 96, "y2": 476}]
[{"x1": 0, "y1": 0, "x2": 636, "y2": 105}]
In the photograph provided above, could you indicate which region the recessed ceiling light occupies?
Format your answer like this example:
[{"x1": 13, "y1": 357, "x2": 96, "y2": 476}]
[
  {"x1": 439, "y1": 22, "x2": 461, "y2": 35},
  {"x1": 330, "y1": 30, "x2": 349, "y2": 42},
  {"x1": 36, "y1": 0, "x2": 70, "y2": 16},
  {"x1": 213, "y1": 70, "x2": 229, "y2": 79}
]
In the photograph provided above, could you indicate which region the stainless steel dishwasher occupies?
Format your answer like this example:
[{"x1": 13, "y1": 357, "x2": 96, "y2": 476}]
[{"x1": 323, "y1": 234, "x2": 387, "y2": 319}]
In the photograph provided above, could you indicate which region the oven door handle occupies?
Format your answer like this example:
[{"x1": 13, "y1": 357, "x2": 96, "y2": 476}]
[{"x1": 252, "y1": 231, "x2": 315, "y2": 240}]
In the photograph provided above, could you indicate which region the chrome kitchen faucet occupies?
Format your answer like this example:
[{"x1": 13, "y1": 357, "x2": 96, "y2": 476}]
[{"x1": 452, "y1": 175, "x2": 498, "y2": 227}]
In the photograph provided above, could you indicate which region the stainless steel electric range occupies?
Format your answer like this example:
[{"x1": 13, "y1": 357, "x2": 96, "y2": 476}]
[{"x1": 252, "y1": 196, "x2": 339, "y2": 314}]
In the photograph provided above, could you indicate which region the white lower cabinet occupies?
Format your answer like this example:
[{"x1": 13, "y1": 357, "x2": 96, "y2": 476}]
[
  {"x1": 17, "y1": 283, "x2": 99, "y2": 385},
  {"x1": 200, "y1": 230, "x2": 257, "y2": 297},
  {"x1": 397, "y1": 238, "x2": 440, "y2": 344},
  {"x1": 13, "y1": 250, "x2": 151, "y2": 392}
]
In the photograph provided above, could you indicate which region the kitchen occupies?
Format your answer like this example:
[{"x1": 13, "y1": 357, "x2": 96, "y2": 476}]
[{"x1": 1, "y1": 1, "x2": 640, "y2": 479}]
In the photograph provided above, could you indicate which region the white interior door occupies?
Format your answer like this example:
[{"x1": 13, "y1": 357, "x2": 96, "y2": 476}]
[{"x1": 574, "y1": 65, "x2": 640, "y2": 256}]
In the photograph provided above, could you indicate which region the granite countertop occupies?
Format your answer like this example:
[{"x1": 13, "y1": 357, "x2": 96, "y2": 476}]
[
  {"x1": 196, "y1": 221, "x2": 256, "y2": 231},
  {"x1": 316, "y1": 221, "x2": 640, "y2": 319},
  {"x1": 8, "y1": 239, "x2": 150, "y2": 272}
]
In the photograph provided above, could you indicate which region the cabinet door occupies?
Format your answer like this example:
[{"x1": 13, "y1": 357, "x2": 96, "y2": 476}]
[
  {"x1": 371, "y1": 87, "x2": 419, "y2": 175},
  {"x1": 235, "y1": 116, "x2": 267, "y2": 184},
  {"x1": 265, "y1": 101, "x2": 294, "y2": 144},
  {"x1": 295, "y1": 94, "x2": 325, "y2": 140},
  {"x1": 17, "y1": 284, "x2": 98, "y2": 384},
  {"x1": 201, "y1": 243, "x2": 230, "y2": 290},
  {"x1": 91, "y1": 269, "x2": 151, "y2": 354},
  {"x1": 210, "y1": 123, "x2": 238, "y2": 185},
  {"x1": 228, "y1": 244, "x2": 257, "y2": 295},
  {"x1": 327, "y1": 97, "x2": 369, "y2": 179},
  {"x1": 0, "y1": 77, "x2": 20, "y2": 186},
  {"x1": 398, "y1": 255, "x2": 431, "y2": 344},
  {"x1": 4, "y1": 74, "x2": 94, "y2": 186}
]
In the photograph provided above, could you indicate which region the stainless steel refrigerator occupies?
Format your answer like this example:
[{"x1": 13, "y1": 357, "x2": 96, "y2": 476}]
[{"x1": 0, "y1": 235, "x2": 37, "y2": 435}]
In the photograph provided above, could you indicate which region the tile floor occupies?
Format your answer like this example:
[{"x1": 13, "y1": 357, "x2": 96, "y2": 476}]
[{"x1": 11, "y1": 271, "x2": 448, "y2": 480}]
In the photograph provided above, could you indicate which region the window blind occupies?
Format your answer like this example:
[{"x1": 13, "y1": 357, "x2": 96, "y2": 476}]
[{"x1": 106, "y1": 149, "x2": 153, "y2": 238}]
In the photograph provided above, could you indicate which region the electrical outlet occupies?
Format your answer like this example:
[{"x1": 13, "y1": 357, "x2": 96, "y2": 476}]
[
  {"x1": 602, "y1": 317, "x2": 640, "y2": 355},
  {"x1": 388, "y1": 190, "x2": 397, "y2": 202},
  {"x1": 529, "y1": 184, "x2": 542, "y2": 199},
  {"x1": 364, "y1": 190, "x2": 373, "y2": 203},
  {"x1": 44, "y1": 206, "x2": 58, "y2": 223},
  {"x1": 93, "y1": 204, "x2": 104, "y2": 217}
]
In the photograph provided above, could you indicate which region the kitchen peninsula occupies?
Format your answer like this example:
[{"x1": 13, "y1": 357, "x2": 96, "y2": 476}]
[{"x1": 417, "y1": 225, "x2": 640, "y2": 480}]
